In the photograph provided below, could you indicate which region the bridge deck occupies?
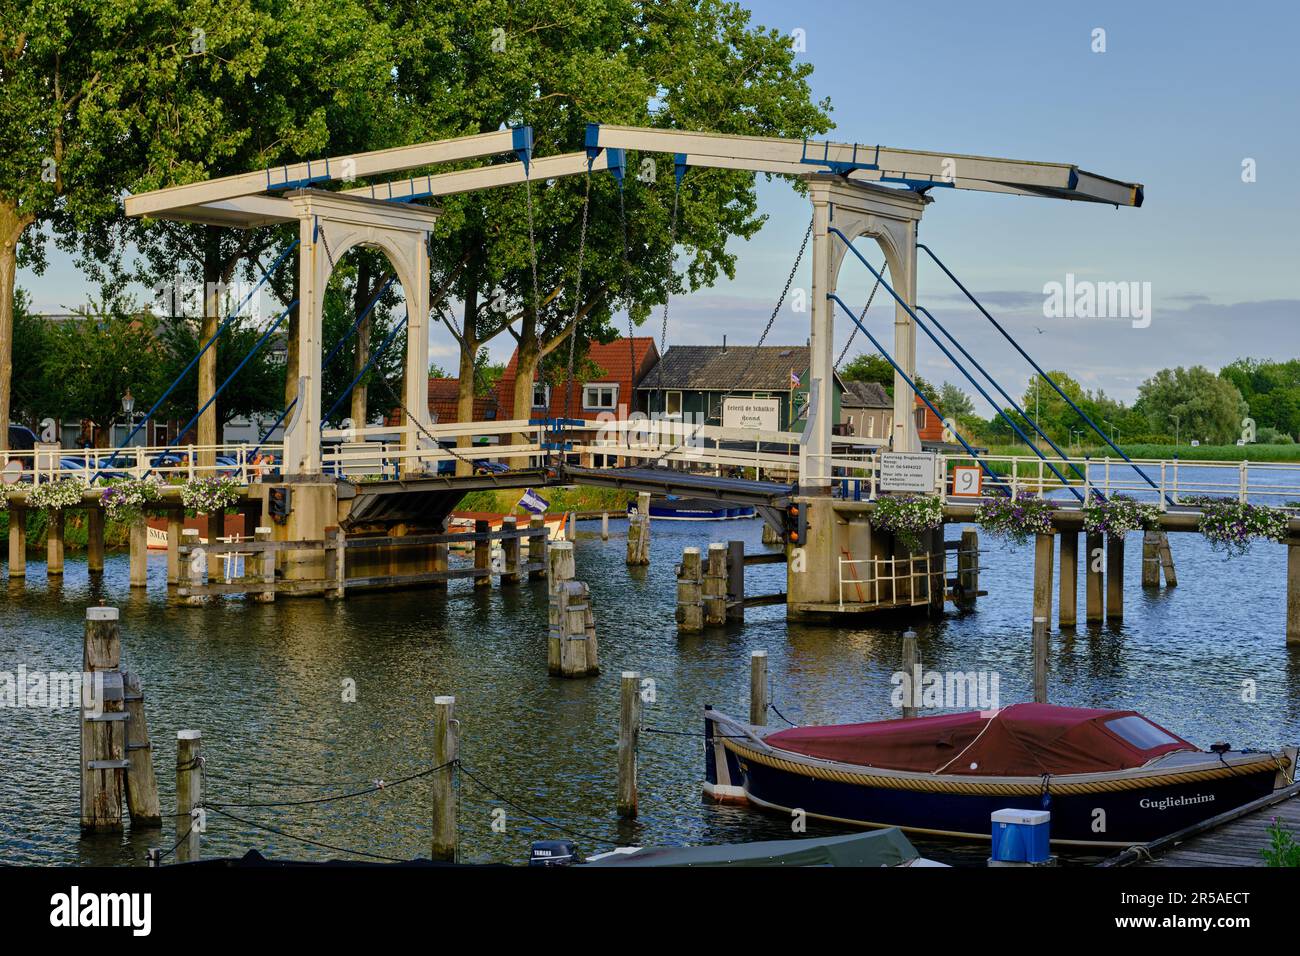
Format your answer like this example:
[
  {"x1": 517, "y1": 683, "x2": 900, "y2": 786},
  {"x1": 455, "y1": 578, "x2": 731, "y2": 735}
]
[{"x1": 560, "y1": 465, "x2": 795, "y2": 506}]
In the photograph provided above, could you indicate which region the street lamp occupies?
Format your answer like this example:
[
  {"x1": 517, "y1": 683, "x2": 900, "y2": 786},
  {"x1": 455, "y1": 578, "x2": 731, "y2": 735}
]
[{"x1": 122, "y1": 388, "x2": 135, "y2": 419}]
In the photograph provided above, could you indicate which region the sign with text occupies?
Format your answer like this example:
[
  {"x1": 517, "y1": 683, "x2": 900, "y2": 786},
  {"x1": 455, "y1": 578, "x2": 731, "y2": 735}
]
[
  {"x1": 723, "y1": 396, "x2": 780, "y2": 432},
  {"x1": 950, "y1": 464, "x2": 983, "y2": 497},
  {"x1": 879, "y1": 452, "x2": 938, "y2": 493}
]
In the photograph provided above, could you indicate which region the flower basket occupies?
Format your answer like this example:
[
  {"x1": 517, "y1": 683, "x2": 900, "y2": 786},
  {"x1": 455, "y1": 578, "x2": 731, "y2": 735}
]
[
  {"x1": 27, "y1": 476, "x2": 89, "y2": 511},
  {"x1": 871, "y1": 493, "x2": 944, "y2": 552},
  {"x1": 100, "y1": 477, "x2": 163, "y2": 525},
  {"x1": 1185, "y1": 495, "x2": 1290, "y2": 558},
  {"x1": 975, "y1": 492, "x2": 1054, "y2": 546},
  {"x1": 181, "y1": 476, "x2": 241, "y2": 514},
  {"x1": 1081, "y1": 494, "x2": 1159, "y2": 538}
]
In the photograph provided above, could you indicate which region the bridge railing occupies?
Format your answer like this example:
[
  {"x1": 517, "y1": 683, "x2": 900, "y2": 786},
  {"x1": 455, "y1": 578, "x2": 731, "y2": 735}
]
[{"x1": 18, "y1": 443, "x2": 286, "y2": 486}]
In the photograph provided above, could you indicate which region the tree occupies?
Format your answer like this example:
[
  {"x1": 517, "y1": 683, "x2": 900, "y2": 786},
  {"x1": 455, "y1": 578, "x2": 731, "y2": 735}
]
[
  {"x1": 1135, "y1": 365, "x2": 1248, "y2": 445},
  {"x1": 41, "y1": 299, "x2": 164, "y2": 446},
  {"x1": 839, "y1": 351, "x2": 938, "y2": 402},
  {"x1": 380, "y1": 0, "x2": 832, "y2": 465},
  {"x1": 8, "y1": 289, "x2": 49, "y2": 425},
  {"x1": 1220, "y1": 358, "x2": 1300, "y2": 440},
  {"x1": 937, "y1": 382, "x2": 975, "y2": 419}
]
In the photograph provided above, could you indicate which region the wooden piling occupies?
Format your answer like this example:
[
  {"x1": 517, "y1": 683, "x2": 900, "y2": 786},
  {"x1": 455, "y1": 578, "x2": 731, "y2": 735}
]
[
  {"x1": 727, "y1": 540, "x2": 746, "y2": 623},
  {"x1": 956, "y1": 528, "x2": 979, "y2": 611},
  {"x1": 179, "y1": 528, "x2": 206, "y2": 606},
  {"x1": 7, "y1": 504, "x2": 26, "y2": 578},
  {"x1": 675, "y1": 547, "x2": 704, "y2": 633},
  {"x1": 1085, "y1": 531, "x2": 1103, "y2": 623},
  {"x1": 548, "y1": 541, "x2": 576, "y2": 672},
  {"x1": 431, "y1": 695, "x2": 457, "y2": 862},
  {"x1": 617, "y1": 671, "x2": 641, "y2": 818},
  {"x1": 47, "y1": 509, "x2": 64, "y2": 576},
  {"x1": 253, "y1": 527, "x2": 275, "y2": 602},
  {"x1": 1032, "y1": 532, "x2": 1054, "y2": 630},
  {"x1": 81, "y1": 607, "x2": 125, "y2": 832},
  {"x1": 1106, "y1": 534, "x2": 1124, "y2": 622},
  {"x1": 528, "y1": 514, "x2": 546, "y2": 580},
  {"x1": 432, "y1": 541, "x2": 449, "y2": 591},
  {"x1": 501, "y1": 515, "x2": 521, "y2": 585},
  {"x1": 122, "y1": 671, "x2": 161, "y2": 826},
  {"x1": 325, "y1": 526, "x2": 346, "y2": 600},
  {"x1": 1059, "y1": 532, "x2": 1078, "y2": 629},
  {"x1": 703, "y1": 543, "x2": 728, "y2": 625},
  {"x1": 762, "y1": 521, "x2": 782, "y2": 546},
  {"x1": 129, "y1": 517, "x2": 148, "y2": 588},
  {"x1": 473, "y1": 519, "x2": 491, "y2": 588},
  {"x1": 601, "y1": 512, "x2": 609, "y2": 541},
  {"x1": 176, "y1": 730, "x2": 202, "y2": 863},
  {"x1": 1289, "y1": 539, "x2": 1300, "y2": 644},
  {"x1": 749, "y1": 650, "x2": 768, "y2": 726},
  {"x1": 1141, "y1": 531, "x2": 1160, "y2": 588},
  {"x1": 626, "y1": 492, "x2": 651, "y2": 565},
  {"x1": 901, "y1": 630, "x2": 920, "y2": 719},
  {"x1": 166, "y1": 511, "x2": 183, "y2": 585},
  {"x1": 87, "y1": 506, "x2": 105, "y2": 574},
  {"x1": 1158, "y1": 532, "x2": 1177, "y2": 587},
  {"x1": 1032, "y1": 616, "x2": 1049, "y2": 704},
  {"x1": 557, "y1": 580, "x2": 598, "y2": 677}
]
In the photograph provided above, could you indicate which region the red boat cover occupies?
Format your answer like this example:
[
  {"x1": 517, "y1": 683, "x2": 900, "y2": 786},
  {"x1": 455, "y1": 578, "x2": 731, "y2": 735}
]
[{"x1": 763, "y1": 704, "x2": 1196, "y2": 777}]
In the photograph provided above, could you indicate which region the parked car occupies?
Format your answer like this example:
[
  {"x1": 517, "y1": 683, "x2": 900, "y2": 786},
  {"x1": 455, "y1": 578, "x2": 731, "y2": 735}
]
[{"x1": 5, "y1": 424, "x2": 37, "y2": 469}]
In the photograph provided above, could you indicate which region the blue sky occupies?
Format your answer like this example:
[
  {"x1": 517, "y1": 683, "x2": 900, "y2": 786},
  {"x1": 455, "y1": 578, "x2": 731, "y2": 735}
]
[{"x1": 20, "y1": 1, "x2": 1300, "y2": 404}]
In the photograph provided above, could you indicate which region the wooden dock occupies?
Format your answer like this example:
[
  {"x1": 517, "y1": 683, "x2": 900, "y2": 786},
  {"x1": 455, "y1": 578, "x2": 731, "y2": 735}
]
[{"x1": 1102, "y1": 783, "x2": 1300, "y2": 868}]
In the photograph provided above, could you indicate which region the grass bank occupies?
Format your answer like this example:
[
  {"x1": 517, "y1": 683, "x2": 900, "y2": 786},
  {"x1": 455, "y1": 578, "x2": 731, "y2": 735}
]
[
  {"x1": 0, "y1": 509, "x2": 132, "y2": 552},
  {"x1": 981, "y1": 443, "x2": 1300, "y2": 463},
  {"x1": 456, "y1": 486, "x2": 635, "y2": 515}
]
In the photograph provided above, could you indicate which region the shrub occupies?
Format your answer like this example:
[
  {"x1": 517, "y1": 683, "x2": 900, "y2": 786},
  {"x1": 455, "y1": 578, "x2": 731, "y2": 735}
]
[{"x1": 1261, "y1": 818, "x2": 1300, "y2": 867}]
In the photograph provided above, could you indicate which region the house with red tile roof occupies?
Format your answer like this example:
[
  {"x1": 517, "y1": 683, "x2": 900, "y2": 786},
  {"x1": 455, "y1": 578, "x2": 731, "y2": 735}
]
[{"x1": 496, "y1": 336, "x2": 659, "y2": 421}]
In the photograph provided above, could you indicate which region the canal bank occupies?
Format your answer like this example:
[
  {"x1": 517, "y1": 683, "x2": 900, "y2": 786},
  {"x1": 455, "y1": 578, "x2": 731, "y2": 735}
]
[{"x1": 2, "y1": 515, "x2": 1299, "y2": 866}]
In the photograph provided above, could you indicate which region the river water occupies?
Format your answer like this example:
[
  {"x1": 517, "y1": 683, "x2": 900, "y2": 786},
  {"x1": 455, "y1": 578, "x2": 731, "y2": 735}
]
[{"x1": 3, "y1": 507, "x2": 1299, "y2": 867}]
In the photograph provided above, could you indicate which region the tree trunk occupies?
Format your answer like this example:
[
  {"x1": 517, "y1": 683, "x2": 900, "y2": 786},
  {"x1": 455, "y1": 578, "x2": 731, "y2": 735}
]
[
  {"x1": 198, "y1": 231, "x2": 222, "y2": 470},
  {"x1": 454, "y1": 284, "x2": 479, "y2": 477},
  {"x1": 511, "y1": 308, "x2": 541, "y2": 469},
  {"x1": 0, "y1": 200, "x2": 33, "y2": 456},
  {"x1": 349, "y1": 258, "x2": 374, "y2": 427}
]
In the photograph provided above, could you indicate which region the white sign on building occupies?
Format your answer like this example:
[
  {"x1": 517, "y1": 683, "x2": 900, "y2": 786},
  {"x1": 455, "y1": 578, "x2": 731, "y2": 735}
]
[
  {"x1": 722, "y1": 396, "x2": 780, "y2": 431},
  {"x1": 879, "y1": 452, "x2": 938, "y2": 493}
]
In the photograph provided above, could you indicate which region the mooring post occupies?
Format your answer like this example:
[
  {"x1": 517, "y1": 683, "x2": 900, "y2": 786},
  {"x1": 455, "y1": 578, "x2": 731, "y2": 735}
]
[
  {"x1": 703, "y1": 543, "x2": 728, "y2": 626},
  {"x1": 1032, "y1": 532, "x2": 1054, "y2": 630},
  {"x1": 1085, "y1": 531, "x2": 1103, "y2": 623},
  {"x1": 205, "y1": 511, "x2": 223, "y2": 580},
  {"x1": 601, "y1": 512, "x2": 609, "y2": 541},
  {"x1": 901, "y1": 630, "x2": 920, "y2": 719},
  {"x1": 129, "y1": 516, "x2": 148, "y2": 588},
  {"x1": 473, "y1": 519, "x2": 491, "y2": 588},
  {"x1": 1106, "y1": 533, "x2": 1124, "y2": 623},
  {"x1": 626, "y1": 492, "x2": 651, "y2": 566},
  {"x1": 675, "y1": 547, "x2": 704, "y2": 633},
  {"x1": 431, "y1": 695, "x2": 457, "y2": 862},
  {"x1": 1141, "y1": 531, "x2": 1160, "y2": 588},
  {"x1": 749, "y1": 650, "x2": 769, "y2": 725},
  {"x1": 84, "y1": 506, "x2": 104, "y2": 575},
  {"x1": 726, "y1": 539, "x2": 746, "y2": 623},
  {"x1": 166, "y1": 511, "x2": 183, "y2": 585},
  {"x1": 559, "y1": 581, "x2": 598, "y2": 677},
  {"x1": 617, "y1": 671, "x2": 641, "y2": 818},
  {"x1": 1059, "y1": 532, "x2": 1078, "y2": 629},
  {"x1": 500, "y1": 515, "x2": 520, "y2": 586},
  {"x1": 253, "y1": 527, "x2": 275, "y2": 603},
  {"x1": 47, "y1": 508, "x2": 65, "y2": 576},
  {"x1": 432, "y1": 540, "x2": 449, "y2": 591},
  {"x1": 81, "y1": 607, "x2": 125, "y2": 832},
  {"x1": 1158, "y1": 532, "x2": 1177, "y2": 587},
  {"x1": 527, "y1": 514, "x2": 546, "y2": 580},
  {"x1": 1288, "y1": 538, "x2": 1300, "y2": 644},
  {"x1": 176, "y1": 730, "x2": 202, "y2": 863},
  {"x1": 7, "y1": 504, "x2": 26, "y2": 578},
  {"x1": 956, "y1": 528, "x2": 979, "y2": 611},
  {"x1": 122, "y1": 671, "x2": 162, "y2": 827},
  {"x1": 1032, "y1": 616, "x2": 1049, "y2": 703},
  {"x1": 548, "y1": 541, "x2": 576, "y2": 672},
  {"x1": 179, "y1": 528, "x2": 206, "y2": 606},
  {"x1": 762, "y1": 521, "x2": 782, "y2": 546}
]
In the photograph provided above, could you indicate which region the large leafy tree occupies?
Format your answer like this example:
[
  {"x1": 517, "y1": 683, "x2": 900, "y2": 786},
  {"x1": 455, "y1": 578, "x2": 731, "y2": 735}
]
[
  {"x1": 1135, "y1": 365, "x2": 1248, "y2": 446},
  {"x1": 8, "y1": 288, "x2": 48, "y2": 425},
  {"x1": 41, "y1": 299, "x2": 165, "y2": 446},
  {"x1": 375, "y1": 0, "x2": 832, "y2": 465},
  {"x1": 1220, "y1": 358, "x2": 1300, "y2": 440}
]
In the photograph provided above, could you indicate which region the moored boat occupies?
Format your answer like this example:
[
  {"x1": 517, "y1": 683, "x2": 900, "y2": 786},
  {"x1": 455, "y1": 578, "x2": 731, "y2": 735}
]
[
  {"x1": 628, "y1": 495, "x2": 756, "y2": 521},
  {"x1": 704, "y1": 703, "x2": 1295, "y2": 847}
]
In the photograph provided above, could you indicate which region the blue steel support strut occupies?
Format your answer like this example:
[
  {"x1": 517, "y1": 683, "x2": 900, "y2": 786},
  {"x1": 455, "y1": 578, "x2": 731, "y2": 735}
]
[
  {"x1": 918, "y1": 242, "x2": 1169, "y2": 504},
  {"x1": 915, "y1": 306, "x2": 1085, "y2": 502},
  {"x1": 828, "y1": 228, "x2": 1076, "y2": 499},
  {"x1": 826, "y1": 291, "x2": 1007, "y2": 496},
  {"x1": 93, "y1": 239, "x2": 300, "y2": 481}
]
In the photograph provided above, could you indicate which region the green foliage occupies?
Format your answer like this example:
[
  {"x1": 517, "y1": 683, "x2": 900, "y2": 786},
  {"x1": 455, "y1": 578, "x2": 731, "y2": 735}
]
[
  {"x1": 8, "y1": 290, "x2": 49, "y2": 425},
  {"x1": 870, "y1": 493, "x2": 944, "y2": 552},
  {"x1": 839, "y1": 352, "x2": 938, "y2": 402},
  {"x1": 1134, "y1": 365, "x2": 1248, "y2": 446},
  {"x1": 41, "y1": 299, "x2": 164, "y2": 441},
  {"x1": 156, "y1": 312, "x2": 285, "y2": 429},
  {"x1": 937, "y1": 382, "x2": 975, "y2": 419},
  {"x1": 1082, "y1": 495, "x2": 1159, "y2": 538},
  {"x1": 1221, "y1": 358, "x2": 1300, "y2": 441},
  {"x1": 1183, "y1": 496, "x2": 1290, "y2": 557},
  {"x1": 1261, "y1": 818, "x2": 1300, "y2": 867},
  {"x1": 975, "y1": 493, "x2": 1054, "y2": 546}
]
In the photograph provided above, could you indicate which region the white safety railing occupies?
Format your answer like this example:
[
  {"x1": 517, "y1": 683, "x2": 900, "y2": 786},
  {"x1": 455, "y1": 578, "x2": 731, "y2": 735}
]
[
  {"x1": 838, "y1": 554, "x2": 933, "y2": 608},
  {"x1": 13, "y1": 443, "x2": 285, "y2": 486}
]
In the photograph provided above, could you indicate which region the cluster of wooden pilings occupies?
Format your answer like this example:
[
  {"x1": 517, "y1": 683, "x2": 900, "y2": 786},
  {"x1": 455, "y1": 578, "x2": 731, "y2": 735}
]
[
  {"x1": 546, "y1": 540, "x2": 599, "y2": 677},
  {"x1": 1031, "y1": 528, "x2": 1177, "y2": 630},
  {"x1": 675, "y1": 539, "x2": 786, "y2": 632}
]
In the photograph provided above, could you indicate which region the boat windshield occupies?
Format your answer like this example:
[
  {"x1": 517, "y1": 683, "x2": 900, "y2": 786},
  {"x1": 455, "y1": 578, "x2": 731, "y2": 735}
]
[{"x1": 1104, "y1": 715, "x2": 1181, "y2": 750}]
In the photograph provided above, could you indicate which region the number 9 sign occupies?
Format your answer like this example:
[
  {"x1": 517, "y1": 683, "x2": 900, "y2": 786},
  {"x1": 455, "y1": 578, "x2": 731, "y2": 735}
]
[{"x1": 951, "y1": 465, "x2": 982, "y2": 498}]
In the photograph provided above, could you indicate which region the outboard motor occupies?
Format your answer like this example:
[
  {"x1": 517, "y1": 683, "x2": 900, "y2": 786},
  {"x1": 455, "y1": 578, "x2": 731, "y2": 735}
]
[{"x1": 529, "y1": 840, "x2": 581, "y2": 866}]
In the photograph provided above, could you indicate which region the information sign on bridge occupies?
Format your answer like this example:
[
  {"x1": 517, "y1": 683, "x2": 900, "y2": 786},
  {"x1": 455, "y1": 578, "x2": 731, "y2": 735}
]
[{"x1": 879, "y1": 452, "x2": 938, "y2": 493}]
